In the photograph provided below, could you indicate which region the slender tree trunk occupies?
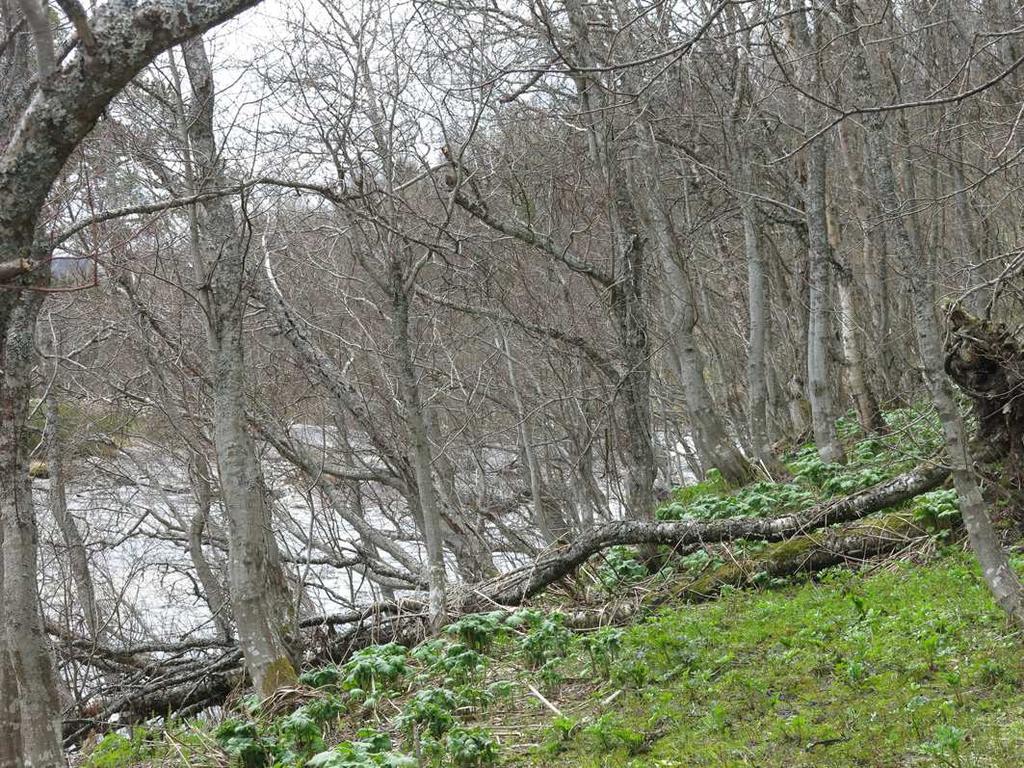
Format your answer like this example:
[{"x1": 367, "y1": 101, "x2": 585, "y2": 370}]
[
  {"x1": 739, "y1": 195, "x2": 789, "y2": 476},
  {"x1": 804, "y1": 139, "x2": 846, "y2": 462},
  {"x1": 630, "y1": 121, "x2": 754, "y2": 486},
  {"x1": 390, "y1": 264, "x2": 447, "y2": 631},
  {"x1": 826, "y1": 205, "x2": 884, "y2": 435},
  {"x1": 178, "y1": 39, "x2": 298, "y2": 696},
  {"x1": 0, "y1": 528, "x2": 24, "y2": 768},
  {"x1": 502, "y1": 334, "x2": 566, "y2": 544},
  {"x1": 44, "y1": 387, "x2": 101, "y2": 640},
  {"x1": 562, "y1": 0, "x2": 657, "y2": 520},
  {"x1": 188, "y1": 450, "x2": 234, "y2": 642},
  {"x1": 833, "y1": 269, "x2": 884, "y2": 435},
  {"x1": 424, "y1": 411, "x2": 499, "y2": 578},
  {"x1": 841, "y1": 1, "x2": 1024, "y2": 624}
]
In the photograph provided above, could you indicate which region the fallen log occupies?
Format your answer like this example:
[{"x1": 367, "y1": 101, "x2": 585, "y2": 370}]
[
  {"x1": 677, "y1": 511, "x2": 929, "y2": 600},
  {"x1": 561, "y1": 511, "x2": 929, "y2": 629},
  {"x1": 471, "y1": 462, "x2": 949, "y2": 607},
  {"x1": 63, "y1": 461, "x2": 949, "y2": 745}
]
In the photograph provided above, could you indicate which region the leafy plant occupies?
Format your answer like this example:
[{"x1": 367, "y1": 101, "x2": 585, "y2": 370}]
[
  {"x1": 83, "y1": 728, "x2": 171, "y2": 768},
  {"x1": 446, "y1": 726, "x2": 500, "y2": 767},
  {"x1": 300, "y1": 665, "x2": 344, "y2": 689},
  {"x1": 426, "y1": 642, "x2": 487, "y2": 684},
  {"x1": 597, "y1": 547, "x2": 648, "y2": 590},
  {"x1": 215, "y1": 718, "x2": 268, "y2": 768},
  {"x1": 518, "y1": 611, "x2": 573, "y2": 668},
  {"x1": 820, "y1": 466, "x2": 887, "y2": 495},
  {"x1": 444, "y1": 611, "x2": 509, "y2": 653},
  {"x1": 920, "y1": 724, "x2": 967, "y2": 768},
  {"x1": 276, "y1": 706, "x2": 326, "y2": 763},
  {"x1": 912, "y1": 489, "x2": 960, "y2": 533},
  {"x1": 583, "y1": 714, "x2": 646, "y2": 755},
  {"x1": 580, "y1": 627, "x2": 623, "y2": 679},
  {"x1": 342, "y1": 643, "x2": 408, "y2": 692},
  {"x1": 396, "y1": 687, "x2": 459, "y2": 738},
  {"x1": 307, "y1": 731, "x2": 415, "y2": 768}
]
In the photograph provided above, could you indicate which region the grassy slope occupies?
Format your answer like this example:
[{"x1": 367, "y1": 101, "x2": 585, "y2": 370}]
[
  {"x1": 528, "y1": 554, "x2": 1024, "y2": 768},
  {"x1": 80, "y1": 410, "x2": 1024, "y2": 768}
]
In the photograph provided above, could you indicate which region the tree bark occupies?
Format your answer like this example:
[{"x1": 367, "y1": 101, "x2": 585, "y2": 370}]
[
  {"x1": 826, "y1": 205, "x2": 885, "y2": 435},
  {"x1": 840, "y1": 0, "x2": 1024, "y2": 625},
  {"x1": 179, "y1": 37, "x2": 298, "y2": 696},
  {"x1": 630, "y1": 121, "x2": 754, "y2": 487},
  {"x1": 804, "y1": 139, "x2": 846, "y2": 463},
  {"x1": 1, "y1": 293, "x2": 63, "y2": 767},
  {"x1": 390, "y1": 261, "x2": 447, "y2": 632},
  {"x1": 0, "y1": 526, "x2": 24, "y2": 768},
  {"x1": 188, "y1": 450, "x2": 234, "y2": 642}
]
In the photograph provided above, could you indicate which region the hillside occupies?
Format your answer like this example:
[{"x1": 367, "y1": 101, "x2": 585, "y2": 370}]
[{"x1": 77, "y1": 414, "x2": 1024, "y2": 768}]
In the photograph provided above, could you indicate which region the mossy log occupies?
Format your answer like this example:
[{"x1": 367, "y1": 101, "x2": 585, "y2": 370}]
[
  {"x1": 473, "y1": 462, "x2": 949, "y2": 607},
  {"x1": 679, "y1": 512, "x2": 927, "y2": 600},
  {"x1": 562, "y1": 513, "x2": 928, "y2": 629}
]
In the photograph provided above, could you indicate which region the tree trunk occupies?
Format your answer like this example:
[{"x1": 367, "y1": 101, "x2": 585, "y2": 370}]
[
  {"x1": 804, "y1": 139, "x2": 846, "y2": 463},
  {"x1": 739, "y1": 194, "x2": 790, "y2": 476},
  {"x1": 1, "y1": 293, "x2": 63, "y2": 767},
  {"x1": 502, "y1": 333, "x2": 566, "y2": 545},
  {"x1": 630, "y1": 121, "x2": 754, "y2": 486},
  {"x1": 188, "y1": 450, "x2": 234, "y2": 642},
  {"x1": 0, "y1": 529, "x2": 25, "y2": 768},
  {"x1": 486, "y1": 461, "x2": 948, "y2": 605},
  {"x1": 179, "y1": 38, "x2": 298, "y2": 696},
  {"x1": 390, "y1": 266, "x2": 447, "y2": 631},
  {"x1": 840, "y1": 0, "x2": 1024, "y2": 625},
  {"x1": 826, "y1": 205, "x2": 885, "y2": 435},
  {"x1": 44, "y1": 388, "x2": 101, "y2": 640}
]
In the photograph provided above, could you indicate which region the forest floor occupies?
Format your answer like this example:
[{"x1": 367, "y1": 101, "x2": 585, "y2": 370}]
[{"x1": 78, "y1": 410, "x2": 1024, "y2": 768}]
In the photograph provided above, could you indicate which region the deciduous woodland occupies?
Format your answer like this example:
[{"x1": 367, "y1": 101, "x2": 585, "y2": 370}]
[{"x1": 2, "y1": 0, "x2": 1024, "y2": 766}]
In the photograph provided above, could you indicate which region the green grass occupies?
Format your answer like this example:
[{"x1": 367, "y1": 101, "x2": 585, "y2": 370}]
[
  {"x1": 529, "y1": 554, "x2": 1024, "y2": 768},
  {"x1": 85, "y1": 554, "x2": 1024, "y2": 768}
]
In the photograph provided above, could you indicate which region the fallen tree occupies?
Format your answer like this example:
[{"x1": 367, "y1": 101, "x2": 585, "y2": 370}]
[
  {"x1": 61, "y1": 460, "x2": 949, "y2": 745},
  {"x1": 472, "y1": 462, "x2": 949, "y2": 607},
  {"x1": 563, "y1": 511, "x2": 930, "y2": 628}
]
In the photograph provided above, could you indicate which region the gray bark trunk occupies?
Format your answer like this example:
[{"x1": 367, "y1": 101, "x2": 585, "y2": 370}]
[
  {"x1": 188, "y1": 451, "x2": 234, "y2": 642},
  {"x1": 804, "y1": 139, "x2": 846, "y2": 463},
  {"x1": 179, "y1": 38, "x2": 297, "y2": 696},
  {"x1": 44, "y1": 388, "x2": 101, "y2": 640},
  {"x1": 564, "y1": 0, "x2": 657, "y2": 519},
  {"x1": 840, "y1": 0, "x2": 1024, "y2": 624},
  {"x1": 0, "y1": 529, "x2": 24, "y2": 768},
  {"x1": 630, "y1": 126, "x2": 752, "y2": 486},
  {"x1": 1, "y1": 294, "x2": 63, "y2": 767},
  {"x1": 390, "y1": 265, "x2": 447, "y2": 631},
  {"x1": 502, "y1": 334, "x2": 566, "y2": 544},
  {"x1": 785, "y1": 0, "x2": 846, "y2": 463}
]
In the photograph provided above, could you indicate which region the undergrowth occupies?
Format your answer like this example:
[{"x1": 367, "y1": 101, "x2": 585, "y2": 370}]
[{"x1": 80, "y1": 406, "x2": 1024, "y2": 768}]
